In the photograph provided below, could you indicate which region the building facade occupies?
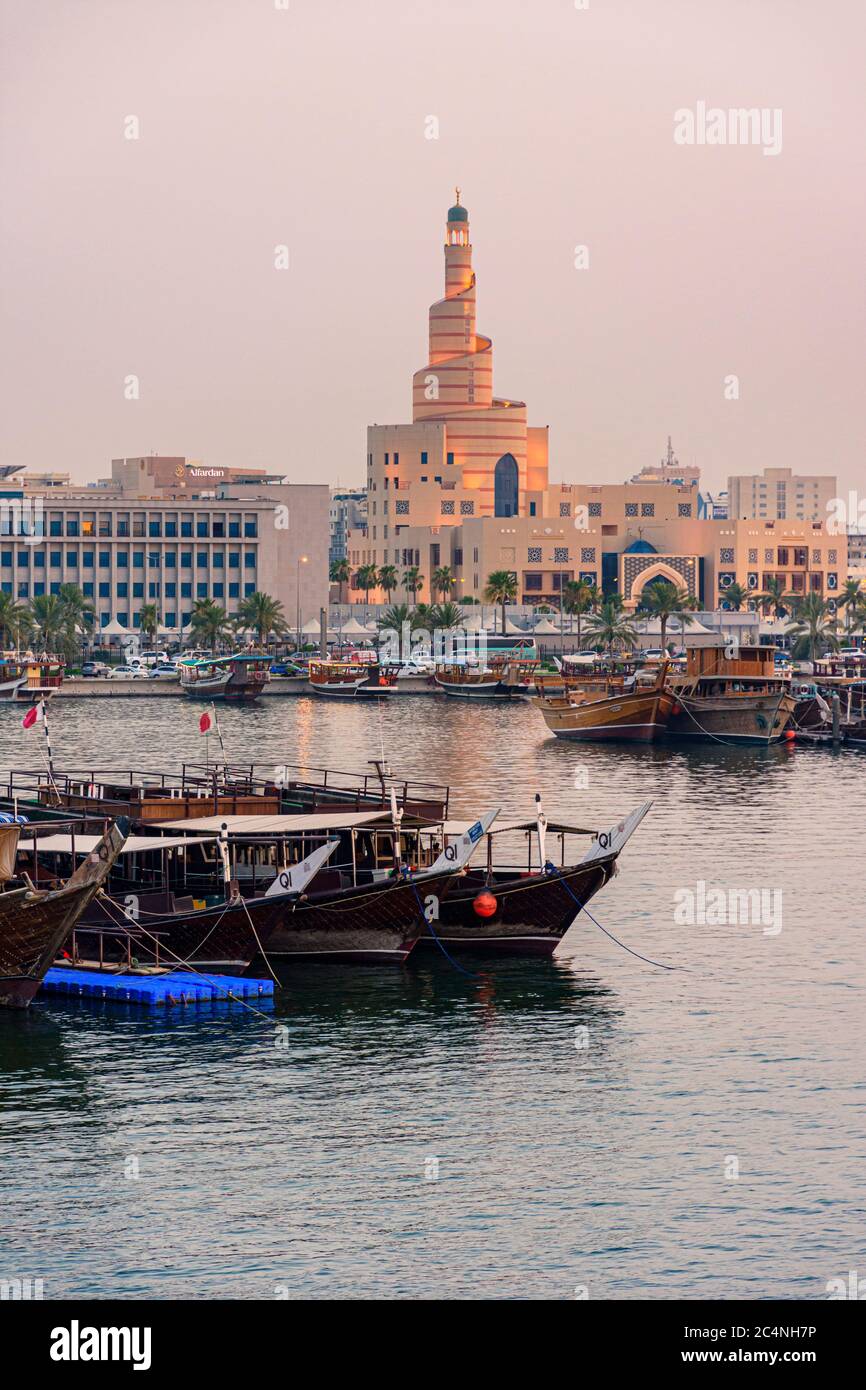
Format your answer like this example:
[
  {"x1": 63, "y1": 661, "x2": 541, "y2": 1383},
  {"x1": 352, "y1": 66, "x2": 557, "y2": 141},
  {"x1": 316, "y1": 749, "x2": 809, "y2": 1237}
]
[
  {"x1": 1, "y1": 458, "x2": 329, "y2": 637},
  {"x1": 727, "y1": 466, "x2": 837, "y2": 522}
]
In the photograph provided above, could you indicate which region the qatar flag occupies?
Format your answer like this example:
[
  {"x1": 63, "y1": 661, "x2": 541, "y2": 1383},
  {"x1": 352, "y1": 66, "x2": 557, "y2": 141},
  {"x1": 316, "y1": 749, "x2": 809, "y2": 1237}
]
[
  {"x1": 22, "y1": 704, "x2": 44, "y2": 729},
  {"x1": 199, "y1": 711, "x2": 212, "y2": 733}
]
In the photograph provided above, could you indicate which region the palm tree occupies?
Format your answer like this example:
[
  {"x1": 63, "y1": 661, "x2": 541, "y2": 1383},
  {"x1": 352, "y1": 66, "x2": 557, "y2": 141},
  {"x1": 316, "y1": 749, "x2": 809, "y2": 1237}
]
[
  {"x1": 29, "y1": 593, "x2": 68, "y2": 654},
  {"x1": 639, "y1": 580, "x2": 696, "y2": 650},
  {"x1": 841, "y1": 579, "x2": 861, "y2": 634},
  {"x1": 355, "y1": 564, "x2": 379, "y2": 604},
  {"x1": 756, "y1": 576, "x2": 789, "y2": 619},
  {"x1": 0, "y1": 592, "x2": 32, "y2": 649},
  {"x1": 402, "y1": 566, "x2": 423, "y2": 604},
  {"x1": 238, "y1": 591, "x2": 287, "y2": 645},
  {"x1": 585, "y1": 597, "x2": 638, "y2": 656},
  {"x1": 428, "y1": 601, "x2": 463, "y2": 630},
  {"x1": 562, "y1": 579, "x2": 594, "y2": 646},
  {"x1": 377, "y1": 602, "x2": 413, "y2": 635},
  {"x1": 189, "y1": 598, "x2": 228, "y2": 652},
  {"x1": 329, "y1": 558, "x2": 351, "y2": 604},
  {"x1": 721, "y1": 581, "x2": 748, "y2": 612},
  {"x1": 786, "y1": 594, "x2": 840, "y2": 663},
  {"x1": 377, "y1": 564, "x2": 398, "y2": 603},
  {"x1": 483, "y1": 570, "x2": 518, "y2": 636},
  {"x1": 138, "y1": 602, "x2": 158, "y2": 647},
  {"x1": 432, "y1": 565, "x2": 455, "y2": 601}
]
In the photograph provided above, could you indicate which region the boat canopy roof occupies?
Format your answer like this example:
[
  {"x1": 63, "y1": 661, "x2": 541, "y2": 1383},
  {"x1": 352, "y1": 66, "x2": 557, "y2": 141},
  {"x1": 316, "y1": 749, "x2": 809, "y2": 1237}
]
[
  {"x1": 180, "y1": 653, "x2": 266, "y2": 668},
  {"x1": 27, "y1": 833, "x2": 218, "y2": 856},
  {"x1": 441, "y1": 817, "x2": 595, "y2": 837},
  {"x1": 160, "y1": 810, "x2": 393, "y2": 834}
]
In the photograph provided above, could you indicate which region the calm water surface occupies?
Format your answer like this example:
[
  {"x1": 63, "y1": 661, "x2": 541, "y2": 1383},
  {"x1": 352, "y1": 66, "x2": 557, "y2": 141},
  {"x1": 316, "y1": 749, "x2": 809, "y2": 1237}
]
[{"x1": 0, "y1": 696, "x2": 863, "y2": 1299}]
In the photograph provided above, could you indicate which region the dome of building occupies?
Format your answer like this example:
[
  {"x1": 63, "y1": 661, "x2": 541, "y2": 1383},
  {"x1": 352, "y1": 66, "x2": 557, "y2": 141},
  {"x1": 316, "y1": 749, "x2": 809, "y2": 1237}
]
[
  {"x1": 447, "y1": 204, "x2": 467, "y2": 222},
  {"x1": 624, "y1": 538, "x2": 657, "y2": 554}
]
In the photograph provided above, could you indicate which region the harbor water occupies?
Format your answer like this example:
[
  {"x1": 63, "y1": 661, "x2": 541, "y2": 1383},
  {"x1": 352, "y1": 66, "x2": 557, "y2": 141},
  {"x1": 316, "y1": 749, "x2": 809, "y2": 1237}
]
[{"x1": 0, "y1": 696, "x2": 863, "y2": 1299}]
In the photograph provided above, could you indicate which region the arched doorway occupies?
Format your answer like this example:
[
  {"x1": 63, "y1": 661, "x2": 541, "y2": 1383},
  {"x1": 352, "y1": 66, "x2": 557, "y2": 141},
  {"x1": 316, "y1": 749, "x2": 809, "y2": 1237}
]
[{"x1": 494, "y1": 454, "x2": 519, "y2": 517}]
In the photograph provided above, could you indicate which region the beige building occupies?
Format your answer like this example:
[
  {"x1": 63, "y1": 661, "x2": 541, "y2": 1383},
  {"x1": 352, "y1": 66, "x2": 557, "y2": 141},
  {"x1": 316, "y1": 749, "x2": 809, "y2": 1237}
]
[
  {"x1": 1, "y1": 457, "x2": 329, "y2": 638},
  {"x1": 727, "y1": 466, "x2": 837, "y2": 522}
]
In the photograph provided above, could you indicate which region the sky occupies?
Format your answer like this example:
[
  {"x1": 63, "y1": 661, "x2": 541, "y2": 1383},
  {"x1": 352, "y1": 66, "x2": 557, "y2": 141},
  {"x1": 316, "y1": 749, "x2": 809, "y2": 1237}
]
[{"x1": 1, "y1": 0, "x2": 863, "y2": 495}]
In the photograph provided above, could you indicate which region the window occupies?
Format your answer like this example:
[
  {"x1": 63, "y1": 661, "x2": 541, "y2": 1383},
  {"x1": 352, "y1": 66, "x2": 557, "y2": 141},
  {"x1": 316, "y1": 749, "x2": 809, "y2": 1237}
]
[
  {"x1": 17, "y1": 551, "x2": 28, "y2": 566},
  {"x1": 421, "y1": 452, "x2": 428, "y2": 465},
  {"x1": 229, "y1": 520, "x2": 241, "y2": 538},
  {"x1": 99, "y1": 582, "x2": 110, "y2": 598},
  {"x1": 132, "y1": 514, "x2": 145, "y2": 537},
  {"x1": 0, "y1": 552, "x2": 11, "y2": 568},
  {"x1": 117, "y1": 552, "x2": 128, "y2": 568},
  {"x1": 181, "y1": 583, "x2": 192, "y2": 599},
  {"x1": 117, "y1": 515, "x2": 129, "y2": 537},
  {"x1": 229, "y1": 582, "x2": 239, "y2": 599},
  {"x1": 82, "y1": 582, "x2": 93, "y2": 598},
  {"x1": 229, "y1": 551, "x2": 240, "y2": 569},
  {"x1": 50, "y1": 551, "x2": 62, "y2": 567},
  {"x1": 212, "y1": 519, "x2": 225, "y2": 538},
  {"x1": 244, "y1": 582, "x2": 256, "y2": 596},
  {"x1": 524, "y1": 573, "x2": 543, "y2": 591},
  {"x1": 447, "y1": 453, "x2": 454, "y2": 466},
  {"x1": 165, "y1": 582, "x2": 176, "y2": 599},
  {"x1": 164, "y1": 552, "x2": 176, "y2": 568},
  {"x1": 99, "y1": 552, "x2": 111, "y2": 568},
  {"x1": 213, "y1": 582, "x2": 224, "y2": 598},
  {"x1": 197, "y1": 582, "x2": 208, "y2": 598},
  {"x1": 117, "y1": 612, "x2": 128, "y2": 627},
  {"x1": 66, "y1": 519, "x2": 79, "y2": 537},
  {"x1": 393, "y1": 453, "x2": 399, "y2": 467},
  {"x1": 196, "y1": 552, "x2": 207, "y2": 568},
  {"x1": 148, "y1": 552, "x2": 160, "y2": 568},
  {"x1": 33, "y1": 582, "x2": 45, "y2": 596},
  {"x1": 34, "y1": 551, "x2": 45, "y2": 568},
  {"x1": 625, "y1": 502, "x2": 638, "y2": 517},
  {"x1": 17, "y1": 583, "x2": 28, "y2": 598},
  {"x1": 588, "y1": 502, "x2": 602, "y2": 517},
  {"x1": 181, "y1": 516, "x2": 193, "y2": 537},
  {"x1": 494, "y1": 454, "x2": 518, "y2": 517},
  {"x1": 244, "y1": 519, "x2": 258, "y2": 537},
  {"x1": 83, "y1": 551, "x2": 94, "y2": 568},
  {"x1": 213, "y1": 552, "x2": 224, "y2": 568},
  {"x1": 180, "y1": 552, "x2": 192, "y2": 568},
  {"x1": 98, "y1": 514, "x2": 112, "y2": 537},
  {"x1": 149, "y1": 520, "x2": 162, "y2": 537},
  {"x1": 196, "y1": 520, "x2": 209, "y2": 537},
  {"x1": 777, "y1": 548, "x2": 789, "y2": 565},
  {"x1": 116, "y1": 582, "x2": 128, "y2": 598},
  {"x1": 133, "y1": 552, "x2": 144, "y2": 569},
  {"x1": 133, "y1": 582, "x2": 144, "y2": 599},
  {"x1": 66, "y1": 548, "x2": 78, "y2": 566},
  {"x1": 165, "y1": 520, "x2": 177, "y2": 537},
  {"x1": 641, "y1": 503, "x2": 655, "y2": 517},
  {"x1": 149, "y1": 582, "x2": 160, "y2": 598},
  {"x1": 244, "y1": 552, "x2": 256, "y2": 568}
]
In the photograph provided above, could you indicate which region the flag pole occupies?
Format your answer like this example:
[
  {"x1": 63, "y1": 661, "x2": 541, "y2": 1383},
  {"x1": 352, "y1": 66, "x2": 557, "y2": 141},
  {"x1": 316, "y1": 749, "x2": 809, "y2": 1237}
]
[{"x1": 212, "y1": 701, "x2": 228, "y2": 781}]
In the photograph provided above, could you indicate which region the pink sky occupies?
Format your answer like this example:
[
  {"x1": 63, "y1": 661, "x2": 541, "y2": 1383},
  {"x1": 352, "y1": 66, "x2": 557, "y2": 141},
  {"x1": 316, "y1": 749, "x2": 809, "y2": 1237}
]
[{"x1": 1, "y1": 0, "x2": 863, "y2": 494}]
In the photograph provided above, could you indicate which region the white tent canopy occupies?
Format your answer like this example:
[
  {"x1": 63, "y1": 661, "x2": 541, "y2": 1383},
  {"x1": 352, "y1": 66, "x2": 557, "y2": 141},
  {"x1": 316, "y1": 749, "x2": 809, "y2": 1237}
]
[
  {"x1": 102, "y1": 618, "x2": 129, "y2": 635},
  {"x1": 533, "y1": 617, "x2": 561, "y2": 635},
  {"x1": 341, "y1": 616, "x2": 374, "y2": 636}
]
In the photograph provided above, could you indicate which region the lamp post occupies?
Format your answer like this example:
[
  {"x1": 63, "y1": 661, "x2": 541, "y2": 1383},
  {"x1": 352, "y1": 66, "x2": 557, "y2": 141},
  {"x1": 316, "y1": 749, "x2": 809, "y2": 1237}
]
[{"x1": 296, "y1": 554, "x2": 308, "y2": 651}]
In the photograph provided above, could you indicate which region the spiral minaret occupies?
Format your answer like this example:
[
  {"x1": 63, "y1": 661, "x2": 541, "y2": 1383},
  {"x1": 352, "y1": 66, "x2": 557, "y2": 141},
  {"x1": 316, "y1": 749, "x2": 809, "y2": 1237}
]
[{"x1": 411, "y1": 192, "x2": 530, "y2": 514}]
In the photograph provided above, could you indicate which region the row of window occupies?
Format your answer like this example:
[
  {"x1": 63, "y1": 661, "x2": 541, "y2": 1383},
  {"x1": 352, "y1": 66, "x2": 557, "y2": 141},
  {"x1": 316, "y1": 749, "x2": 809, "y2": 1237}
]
[
  {"x1": 1, "y1": 581, "x2": 259, "y2": 602},
  {"x1": 1, "y1": 550, "x2": 257, "y2": 568},
  {"x1": 0, "y1": 515, "x2": 261, "y2": 539},
  {"x1": 720, "y1": 546, "x2": 838, "y2": 566},
  {"x1": 718, "y1": 572, "x2": 838, "y2": 593}
]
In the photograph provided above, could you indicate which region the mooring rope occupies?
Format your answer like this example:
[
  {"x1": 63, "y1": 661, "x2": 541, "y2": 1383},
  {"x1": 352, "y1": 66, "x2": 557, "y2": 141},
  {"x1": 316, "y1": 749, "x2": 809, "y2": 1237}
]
[
  {"x1": 409, "y1": 879, "x2": 479, "y2": 978},
  {"x1": 545, "y1": 864, "x2": 681, "y2": 971}
]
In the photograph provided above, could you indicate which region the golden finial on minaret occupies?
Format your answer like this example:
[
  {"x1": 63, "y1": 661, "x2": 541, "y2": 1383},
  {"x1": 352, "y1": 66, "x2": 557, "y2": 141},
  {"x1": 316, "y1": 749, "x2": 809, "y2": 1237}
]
[{"x1": 455, "y1": 186, "x2": 461, "y2": 206}]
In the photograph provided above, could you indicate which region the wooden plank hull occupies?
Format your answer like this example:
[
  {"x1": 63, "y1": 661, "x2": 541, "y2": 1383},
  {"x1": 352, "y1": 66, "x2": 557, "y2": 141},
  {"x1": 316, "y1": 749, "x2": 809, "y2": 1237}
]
[
  {"x1": 534, "y1": 690, "x2": 674, "y2": 742},
  {"x1": 260, "y1": 869, "x2": 459, "y2": 965},
  {"x1": 0, "y1": 820, "x2": 128, "y2": 1008},
  {"x1": 68, "y1": 890, "x2": 288, "y2": 975},
  {"x1": 668, "y1": 691, "x2": 796, "y2": 744},
  {"x1": 431, "y1": 858, "x2": 617, "y2": 955}
]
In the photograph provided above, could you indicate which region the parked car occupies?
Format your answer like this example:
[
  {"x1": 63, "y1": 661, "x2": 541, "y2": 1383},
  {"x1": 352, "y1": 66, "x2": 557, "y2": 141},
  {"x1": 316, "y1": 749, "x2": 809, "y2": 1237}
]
[
  {"x1": 149, "y1": 663, "x2": 179, "y2": 680},
  {"x1": 110, "y1": 664, "x2": 148, "y2": 679},
  {"x1": 80, "y1": 661, "x2": 109, "y2": 678}
]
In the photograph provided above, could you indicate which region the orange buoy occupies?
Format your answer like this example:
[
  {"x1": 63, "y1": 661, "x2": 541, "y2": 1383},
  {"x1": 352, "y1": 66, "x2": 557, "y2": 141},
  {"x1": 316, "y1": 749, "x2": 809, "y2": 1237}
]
[
  {"x1": 785, "y1": 728, "x2": 796, "y2": 741},
  {"x1": 473, "y1": 890, "x2": 497, "y2": 919}
]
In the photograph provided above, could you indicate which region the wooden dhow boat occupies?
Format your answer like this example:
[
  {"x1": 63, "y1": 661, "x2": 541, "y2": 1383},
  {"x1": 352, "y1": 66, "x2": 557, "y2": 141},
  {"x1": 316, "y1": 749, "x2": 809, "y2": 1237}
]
[
  {"x1": 307, "y1": 660, "x2": 398, "y2": 699},
  {"x1": 429, "y1": 798, "x2": 651, "y2": 956},
  {"x1": 180, "y1": 653, "x2": 269, "y2": 702},
  {"x1": 533, "y1": 663, "x2": 674, "y2": 742},
  {"x1": 0, "y1": 817, "x2": 128, "y2": 1007},
  {"x1": 667, "y1": 638, "x2": 796, "y2": 745},
  {"x1": 434, "y1": 656, "x2": 540, "y2": 700}
]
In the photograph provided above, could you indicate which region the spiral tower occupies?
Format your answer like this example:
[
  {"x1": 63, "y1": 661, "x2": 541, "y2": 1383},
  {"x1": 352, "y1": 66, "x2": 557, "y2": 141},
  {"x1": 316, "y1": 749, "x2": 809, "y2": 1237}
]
[{"x1": 411, "y1": 192, "x2": 529, "y2": 516}]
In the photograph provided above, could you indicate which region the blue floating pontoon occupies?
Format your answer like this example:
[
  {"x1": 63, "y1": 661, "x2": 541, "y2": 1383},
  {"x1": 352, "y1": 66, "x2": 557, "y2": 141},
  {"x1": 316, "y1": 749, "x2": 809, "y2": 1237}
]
[{"x1": 41, "y1": 967, "x2": 274, "y2": 1007}]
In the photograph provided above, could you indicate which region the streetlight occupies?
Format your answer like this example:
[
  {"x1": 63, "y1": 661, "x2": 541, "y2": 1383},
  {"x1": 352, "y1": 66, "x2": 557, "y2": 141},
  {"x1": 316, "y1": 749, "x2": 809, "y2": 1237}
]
[{"x1": 296, "y1": 554, "x2": 308, "y2": 651}]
